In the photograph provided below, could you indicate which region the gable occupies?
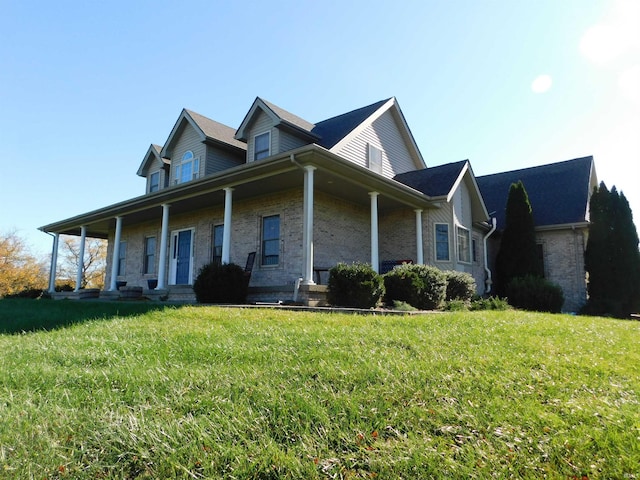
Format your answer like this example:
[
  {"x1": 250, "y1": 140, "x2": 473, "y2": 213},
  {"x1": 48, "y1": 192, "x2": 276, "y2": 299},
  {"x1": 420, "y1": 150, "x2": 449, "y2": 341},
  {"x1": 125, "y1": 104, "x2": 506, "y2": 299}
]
[{"x1": 476, "y1": 156, "x2": 596, "y2": 230}]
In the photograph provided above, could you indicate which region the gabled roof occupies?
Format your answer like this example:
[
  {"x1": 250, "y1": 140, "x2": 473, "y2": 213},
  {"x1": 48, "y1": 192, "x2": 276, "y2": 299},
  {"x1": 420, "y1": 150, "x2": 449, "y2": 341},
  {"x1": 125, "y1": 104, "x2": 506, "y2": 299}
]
[
  {"x1": 161, "y1": 109, "x2": 245, "y2": 158},
  {"x1": 311, "y1": 99, "x2": 389, "y2": 149},
  {"x1": 235, "y1": 97, "x2": 318, "y2": 142},
  {"x1": 136, "y1": 144, "x2": 168, "y2": 177},
  {"x1": 394, "y1": 160, "x2": 469, "y2": 198},
  {"x1": 476, "y1": 156, "x2": 597, "y2": 230},
  {"x1": 395, "y1": 160, "x2": 489, "y2": 221}
]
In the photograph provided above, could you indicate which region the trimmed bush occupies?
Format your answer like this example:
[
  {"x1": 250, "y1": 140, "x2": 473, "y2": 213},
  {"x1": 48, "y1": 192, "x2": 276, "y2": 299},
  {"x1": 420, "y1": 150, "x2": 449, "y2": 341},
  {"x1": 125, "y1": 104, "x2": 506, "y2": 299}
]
[
  {"x1": 505, "y1": 275, "x2": 564, "y2": 313},
  {"x1": 193, "y1": 262, "x2": 248, "y2": 304},
  {"x1": 4, "y1": 288, "x2": 50, "y2": 300},
  {"x1": 383, "y1": 264, "x2": 447, "y2": 310},
  {"x1": 444, "y1": 270, "x2": 476, "y2": 301},
  {"x1": 469, "y1": 296, "x2": 511, "y2": 311},
  {"x1": 327, "y1": 262, "x2": 384, "y2": 309}
]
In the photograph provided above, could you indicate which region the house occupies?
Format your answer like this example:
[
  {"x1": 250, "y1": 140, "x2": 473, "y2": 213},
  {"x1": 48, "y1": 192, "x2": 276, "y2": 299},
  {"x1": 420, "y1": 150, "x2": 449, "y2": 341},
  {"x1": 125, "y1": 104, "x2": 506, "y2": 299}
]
[
  {"x1": 39, "y1": 97, "x2": 595, "y2": 310},
  {"x1": 476, "y1": 157, "x2": 598, "y2": 312}
]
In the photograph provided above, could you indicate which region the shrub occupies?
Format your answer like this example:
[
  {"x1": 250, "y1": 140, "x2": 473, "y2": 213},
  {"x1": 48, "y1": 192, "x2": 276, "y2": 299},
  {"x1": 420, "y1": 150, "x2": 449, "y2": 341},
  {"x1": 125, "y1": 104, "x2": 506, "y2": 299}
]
[
  {"x1": 327, "y1": 262, "x2": 384, "y2": 309},
  {"x1": 383, "y1": 264, "x2": 447, "y2": 310},
  {"x1": 444, "y1": 299, "x2": 469, "y2": 311},
  {"x1": 505, "y1": 275, "x2": 564, "y2": 313},
  {"x1": 444, "y1": 270, "x2": 476, "y2": 301},
  {"x1": 4, "y1": 288, "x2": 50, "y2": 299},
  {"x1": 469, "y1": 296, "x2": 511, "y2": 311},
  {"x1": 55, "y1": 283, "x2": 74, "y2": 292},
  {"x1": 193, "y1": 262, "x2": 248, "y2": 304}
]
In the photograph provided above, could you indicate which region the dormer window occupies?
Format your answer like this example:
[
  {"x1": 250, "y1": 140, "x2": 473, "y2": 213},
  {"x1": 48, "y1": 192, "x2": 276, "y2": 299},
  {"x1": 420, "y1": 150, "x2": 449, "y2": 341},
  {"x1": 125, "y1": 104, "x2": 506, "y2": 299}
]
[
  {"x1": 174, "y1": 150, "x2": 200, "y2": 184},
  {"x1": 254, "y1": 132, "x2": 270, "y2": 161},
  {"x1": 149, "y1": 171, "x2": 160, "y2": 192}
]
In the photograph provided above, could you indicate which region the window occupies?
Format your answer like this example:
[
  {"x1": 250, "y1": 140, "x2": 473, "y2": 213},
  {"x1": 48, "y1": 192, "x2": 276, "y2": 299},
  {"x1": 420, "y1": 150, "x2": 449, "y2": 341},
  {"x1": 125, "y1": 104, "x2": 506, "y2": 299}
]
[
  {"x1": 472, "y1": 237, "x2": 479, "y2": 263},
  {"x1": 149, "y1": 171, "x2": 160, "y2": 192},
  {"x1": 261, "y1": 215, "x2": 280, "y2": 266},
  {"x1": 212, "y1": 224, "x2": 224, "y2": 264},
  {"x1": 457, "y1": 226, "x2": 471, "y2": 263},
  {"x1": 367, "y1": 144, "x2": 383, "y2": 174},
  {"x1": 174, "y1": 150, "x2": 200, "y2": 184},
  {"x1": 254, "y1": 132, "x2": 270, "y2": 161},
  {"x1": 537, "y1": 243, "x2": 545, "y2": 277},
  {"x1": 144, "y1": 236, "x2": 156, "y2": 274},
  {"x1": 117, "y1": 241, "x2": 127, "y2": 276},
  {"x1": 435, "y1": 224, "x2": 449, "y2": 261}
]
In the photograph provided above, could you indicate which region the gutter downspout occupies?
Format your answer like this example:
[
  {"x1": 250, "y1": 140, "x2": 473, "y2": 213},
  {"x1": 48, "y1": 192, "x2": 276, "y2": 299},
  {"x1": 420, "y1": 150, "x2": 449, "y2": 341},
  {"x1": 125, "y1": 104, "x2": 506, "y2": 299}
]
[{"x1": 483, "y1": 217, "x2": 497, "y2": 294}]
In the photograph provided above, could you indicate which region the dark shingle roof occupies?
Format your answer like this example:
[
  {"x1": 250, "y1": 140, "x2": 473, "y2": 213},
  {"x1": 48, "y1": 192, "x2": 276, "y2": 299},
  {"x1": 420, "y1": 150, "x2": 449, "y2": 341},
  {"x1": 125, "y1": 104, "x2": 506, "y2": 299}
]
[
  {"x1": 476, "y1": 156, "x2": 594, "y2": 229},
  {"x1": 394, "y1": 160, "x2": 468, "y2": 197},
  {"x1": 312, "y1": 99, "x2": 390, "y2": 149}
]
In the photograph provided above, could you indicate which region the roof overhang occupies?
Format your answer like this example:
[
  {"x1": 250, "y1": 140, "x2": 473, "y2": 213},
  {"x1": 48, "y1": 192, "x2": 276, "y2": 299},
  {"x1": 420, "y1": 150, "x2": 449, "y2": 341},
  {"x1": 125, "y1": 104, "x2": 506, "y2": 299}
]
[{"x1": 40, "y1": 144, "x2": 435, "y2": 239}]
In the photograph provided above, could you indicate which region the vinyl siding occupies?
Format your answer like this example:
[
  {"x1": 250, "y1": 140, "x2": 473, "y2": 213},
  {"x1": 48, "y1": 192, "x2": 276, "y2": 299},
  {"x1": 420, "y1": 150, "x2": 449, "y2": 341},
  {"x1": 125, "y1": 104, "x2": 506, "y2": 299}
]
[
  {"x1": 205, "y1": 145, "x2": 244, "y2": 176},
  {"x1": 279, "y1": 129, "x2": 309, "y2": 152},
  {"x1": 246, "y1": 111, "x2": 275, "y2": 162},
  {"x1": 333, "y1": 110, "x2": 417, "y2": 178},
  {"x1": 169, "y1": 123, "x2": 205, "y2": 184},
  {"x1": 145, "y1": 156, "x2": 166, "y2": 193}
]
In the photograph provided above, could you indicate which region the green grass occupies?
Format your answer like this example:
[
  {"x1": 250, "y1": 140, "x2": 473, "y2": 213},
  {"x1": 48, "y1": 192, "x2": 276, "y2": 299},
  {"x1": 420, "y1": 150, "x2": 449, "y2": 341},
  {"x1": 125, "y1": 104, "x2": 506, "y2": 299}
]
[{"x1": 0, "y1": 299, "x2": 638, "y2": 479}]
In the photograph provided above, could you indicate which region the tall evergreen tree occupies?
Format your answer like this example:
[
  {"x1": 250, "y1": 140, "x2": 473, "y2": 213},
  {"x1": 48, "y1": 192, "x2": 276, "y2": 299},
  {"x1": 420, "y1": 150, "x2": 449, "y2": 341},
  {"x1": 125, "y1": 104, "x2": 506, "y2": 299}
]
[
  {"x1": 495, "y1": 181, "x2": 543, "y2": 296},
  {"x1": 585, "y1": 182, "x2": 640, "y2": 317}
]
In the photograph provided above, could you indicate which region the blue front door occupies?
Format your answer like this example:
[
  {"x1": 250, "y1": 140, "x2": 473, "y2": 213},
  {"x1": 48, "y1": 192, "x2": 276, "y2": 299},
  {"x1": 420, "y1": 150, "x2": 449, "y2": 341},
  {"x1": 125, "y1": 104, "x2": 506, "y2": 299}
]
[{"x1": 175, "y1": 230, "x2": 192, "y2": 284}]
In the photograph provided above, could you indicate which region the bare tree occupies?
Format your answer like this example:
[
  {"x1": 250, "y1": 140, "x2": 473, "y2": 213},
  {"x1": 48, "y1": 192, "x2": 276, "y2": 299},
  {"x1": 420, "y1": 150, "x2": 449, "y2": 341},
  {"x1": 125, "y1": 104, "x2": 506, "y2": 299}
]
[{"x1": 58, "y1": 236, "x2": 107, "y2": 289}]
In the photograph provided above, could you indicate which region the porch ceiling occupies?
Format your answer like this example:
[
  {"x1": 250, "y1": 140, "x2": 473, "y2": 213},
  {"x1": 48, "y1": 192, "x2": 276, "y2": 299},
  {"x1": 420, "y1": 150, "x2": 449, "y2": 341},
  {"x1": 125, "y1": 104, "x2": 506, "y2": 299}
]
[{"x1": 40, "y1": 145, "x2": 434, "y2": 239}]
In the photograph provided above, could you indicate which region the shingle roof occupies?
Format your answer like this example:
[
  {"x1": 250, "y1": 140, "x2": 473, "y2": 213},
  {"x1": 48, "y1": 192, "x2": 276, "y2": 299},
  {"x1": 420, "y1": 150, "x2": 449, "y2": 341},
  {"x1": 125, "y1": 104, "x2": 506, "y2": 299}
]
[
  {"x1": 394, "y1": 160, "x2": 468, "y2": 197},
  {"x1": 185, "y1": 109, "x2": 246, "y2": 150},
  {"x1": 312, "y1": 99, "x2": 390, "y2": 149},
  {"x1": 476, "y1": 156, "x2": 594, "y2": 230},
  {"x1": 260, "y1": 98, "x2": 316, "y2": 133}
]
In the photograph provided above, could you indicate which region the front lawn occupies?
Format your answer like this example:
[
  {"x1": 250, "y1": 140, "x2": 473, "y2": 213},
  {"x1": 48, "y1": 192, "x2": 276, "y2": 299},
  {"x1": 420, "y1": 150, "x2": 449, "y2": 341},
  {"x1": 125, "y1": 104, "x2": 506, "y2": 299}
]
[{"x1": 0, "y1": 300, "x2": 638, "y2": 478}]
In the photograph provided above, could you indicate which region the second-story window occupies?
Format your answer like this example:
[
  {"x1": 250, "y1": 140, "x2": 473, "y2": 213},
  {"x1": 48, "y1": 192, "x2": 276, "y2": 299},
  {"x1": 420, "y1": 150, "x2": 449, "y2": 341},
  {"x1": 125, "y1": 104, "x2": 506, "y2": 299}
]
[
  {"x1": 254, "y1": 132, "x2": 270, "y2": 161},
  {"x1": 175, "y1": 151, "x2": 200, "y2": 184},
  {"x1": 149, "y1": 171, "x2": 160, "y2": 192}
]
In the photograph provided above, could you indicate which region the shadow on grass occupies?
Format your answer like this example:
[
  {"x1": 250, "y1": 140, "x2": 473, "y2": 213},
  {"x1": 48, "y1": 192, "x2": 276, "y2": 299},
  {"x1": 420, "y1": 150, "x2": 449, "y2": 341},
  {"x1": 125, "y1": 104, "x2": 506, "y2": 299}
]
[{"x1": 0, "y1": 298, "x2": 177, "y2": 334}]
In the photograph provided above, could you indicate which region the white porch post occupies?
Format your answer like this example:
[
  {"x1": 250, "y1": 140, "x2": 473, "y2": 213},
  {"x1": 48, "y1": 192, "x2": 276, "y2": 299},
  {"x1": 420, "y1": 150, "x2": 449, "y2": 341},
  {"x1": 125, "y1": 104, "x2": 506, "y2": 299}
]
[
  {"x1": 369, "y1": 192, "x2": 379, "y2": 273},
  {"x1": 157, "y1": 204, "x2": 170, "y2": 289},
  {"x1": 109, "y1": 216, "x2": 123, "y2": 291},
  {"x1": 302, "y1": 166, "x2": 316, "y2": 285},
  {"x1": 415, "y1": 209, "x2": 424, "y2": 265},
  {"x1": 47, "y1": 233, "x2": 59, "y2": 293},
  {"x1": 222, "y1": 188, "x2": 233, "y2": 264},
  {"x1": 74, "y1": 226, "x2": 87, "y2": 291}
]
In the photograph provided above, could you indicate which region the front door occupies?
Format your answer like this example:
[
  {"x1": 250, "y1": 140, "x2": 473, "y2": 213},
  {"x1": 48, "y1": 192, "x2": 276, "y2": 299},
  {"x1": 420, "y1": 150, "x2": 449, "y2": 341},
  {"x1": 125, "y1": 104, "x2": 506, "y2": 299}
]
[{"x1": 170, "y1": 229, "x2": 193, "y2": 285}]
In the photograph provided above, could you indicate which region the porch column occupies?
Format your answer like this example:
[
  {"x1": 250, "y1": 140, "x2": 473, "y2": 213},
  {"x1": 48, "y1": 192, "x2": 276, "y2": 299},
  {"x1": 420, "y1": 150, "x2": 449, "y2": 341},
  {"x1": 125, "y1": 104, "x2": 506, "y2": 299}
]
[
  {"x1": 74, "y1": 226, "x2": 87, "y2": 291},
  {"x1": 47, "y1": 233, "x2": 60, "y2": 293},
  {"x1": 369, "y1": 192, "x2": 379, "y2": 273},
  {"x1": 415, "y1": 209, "x2": 424, "y2": 265},
  {"x1": 109, "y1": 216, "x2": 123, "y2": 291},
  {"x1": 302, "y1": 166, "x2": 316, "y2": 285},
  {"x1": 222, "y1": 188, "x2": 233, "y2": 264},
  {"x1": 157, "y1": 204, "x2": 170, "y2": 289}
]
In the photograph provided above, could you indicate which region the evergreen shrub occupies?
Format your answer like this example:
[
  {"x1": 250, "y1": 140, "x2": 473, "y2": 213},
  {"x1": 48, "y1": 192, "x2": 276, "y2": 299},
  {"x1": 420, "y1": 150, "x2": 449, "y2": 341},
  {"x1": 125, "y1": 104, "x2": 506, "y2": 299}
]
[
  {"x1": 383, "y1": 264, "x2": 446, "y2": 310},
  {"x1": 327, "y1": 262, "x2": 384, "y2": 309},
  {"x1": 444, "y1": 270, "x2": 476, "y2": 301},
  {"x1": 193, "y1": 262, "x2": 248, "y2": 304},
  {"x1": 505, "y1": 275, "x2": 564, "y2": 313}
]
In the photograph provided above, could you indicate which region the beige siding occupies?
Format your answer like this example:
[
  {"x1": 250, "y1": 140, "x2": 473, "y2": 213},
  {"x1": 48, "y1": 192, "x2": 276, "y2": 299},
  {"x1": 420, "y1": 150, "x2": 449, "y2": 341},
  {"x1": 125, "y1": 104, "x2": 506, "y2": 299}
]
[
  {"x1": 169, "y1": 123, "x2": 205, "y2": 184},
  {"x1": 334, "y1": 110, "x2": 417, "y2": 178},
  {"x1": 144, "y1": 156, "x2": 167, "y2": 193},
  {"x1": 279, "y1": 129, "x2": 309, "y2": 152}
]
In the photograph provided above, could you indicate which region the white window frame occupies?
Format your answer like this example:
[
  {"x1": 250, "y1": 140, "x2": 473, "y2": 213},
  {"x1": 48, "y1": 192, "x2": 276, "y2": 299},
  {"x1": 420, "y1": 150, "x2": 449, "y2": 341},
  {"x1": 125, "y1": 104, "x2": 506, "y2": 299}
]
[
  {"x1": 456, "y1": 225, "x2": 471, "y2": 264},
  {"x1": 212, "y1": 224, "x2": 224, "y2": 264},
  {"x1": 254, "y1": 131, "x2": 271, "y2": 161},
  {"x1": 117, "y1": 241, "x2": 127, "y2": 276},
  {"x1": 174, "y1": 151, "x2": 200, "y2": 184},
  {"x1": 367, "y1": 143, "x2": 383, "y2": 174},
  {"x1": 434, "y1": 223, "x2": 450, "y2": 262},
  {"x1": 143, "y1": 236, "x2": 156, "y2": 275},
  {"x1": 261, "y1": 214, "x2": 280, "y2": 266}
]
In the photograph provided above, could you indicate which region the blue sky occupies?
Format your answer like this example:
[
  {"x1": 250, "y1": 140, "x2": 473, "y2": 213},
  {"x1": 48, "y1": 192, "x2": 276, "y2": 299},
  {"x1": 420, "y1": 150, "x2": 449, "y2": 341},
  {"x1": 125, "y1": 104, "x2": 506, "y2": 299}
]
[{"x1": 1, "y1": 0, "x2": 639, "y2": 255}]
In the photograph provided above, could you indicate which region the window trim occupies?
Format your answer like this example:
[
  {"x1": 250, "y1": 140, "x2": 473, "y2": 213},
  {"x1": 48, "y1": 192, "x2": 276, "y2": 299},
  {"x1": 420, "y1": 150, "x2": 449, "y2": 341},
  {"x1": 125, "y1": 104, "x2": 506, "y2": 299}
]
[
  {"x1": 143, "y1": 236, "x2": 156, "y2": 275},
  {"x1": 261, "y1": 214, "x2": 280, "y2": 266},
  {"x1": 117, "y1": 241, "x2": 127, "y2": 276},
  {"x1": 212, "y1": 224, "x2": 224, "y2": 264},
  {"x1": 434, "y1": 223, "x2": 450, "y2": 262},
  {"x1": 149, "y1": 171, "x2": 160, "y2": 193},
  {"x1": 254, "y1": 131, "x2": 271, "y2": 161},
  {"x1": 456, "y1": 225, "x2": 471, "y2": 264},
  {"x1": 174, "y1": 150, "x2": 200, "y2": 184},
  {"x1": 367, "y1": 143, "x2": 383, "y2": 174}
]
